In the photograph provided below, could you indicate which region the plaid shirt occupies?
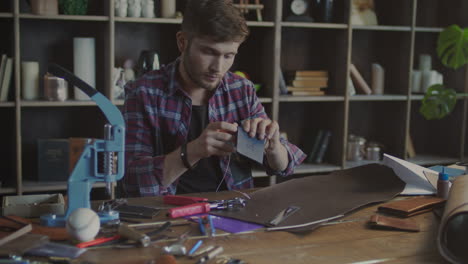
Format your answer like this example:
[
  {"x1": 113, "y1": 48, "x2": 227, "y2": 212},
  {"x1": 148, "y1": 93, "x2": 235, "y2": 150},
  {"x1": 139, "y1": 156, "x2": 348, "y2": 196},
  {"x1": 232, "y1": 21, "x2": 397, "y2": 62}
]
[{"x1": 123, "y1": 58, "x2": 306, "y2": 196}]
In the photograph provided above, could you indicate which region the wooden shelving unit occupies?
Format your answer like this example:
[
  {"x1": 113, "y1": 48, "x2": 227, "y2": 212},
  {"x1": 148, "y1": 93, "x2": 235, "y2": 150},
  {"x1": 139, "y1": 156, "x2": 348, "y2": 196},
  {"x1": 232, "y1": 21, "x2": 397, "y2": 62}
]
[{"x1": 0, "y1": 0, "x2": 467, "y2": 194}]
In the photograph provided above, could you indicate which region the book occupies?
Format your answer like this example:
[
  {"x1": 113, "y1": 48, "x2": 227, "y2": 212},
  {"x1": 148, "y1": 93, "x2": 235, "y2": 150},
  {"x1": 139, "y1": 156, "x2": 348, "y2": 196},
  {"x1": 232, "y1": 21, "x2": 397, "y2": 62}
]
[
  {"x1": 306, "y1": 130, "x2": 324, "y2": 163},
  {"x1": 0, "y1": 58, "x2": 13, "y2": 102},
  {"x1": 292, "y1": 78, "x2": 328, "y2": 88},
  {"x1": 291, "y1": 70, "x2": 328, "y2": 78},
  {"x1": 314, "y1": 130, "x2": 331, "y2": 163},
  {"x1": 287, "y1": 86, "x2": 324, "y2": 92},
  {"x1": 0, "y1": 54, "x2": 7, "y2": 89},
  {"x1": 349, "y1": 63, "x2": 372, "y2": 95},
  {"x1": 279, "y1": 69, "x2": 288, "y2": 95},
  {"x1": 288, "y1": 90, "x2": 325, "y2": 96}
]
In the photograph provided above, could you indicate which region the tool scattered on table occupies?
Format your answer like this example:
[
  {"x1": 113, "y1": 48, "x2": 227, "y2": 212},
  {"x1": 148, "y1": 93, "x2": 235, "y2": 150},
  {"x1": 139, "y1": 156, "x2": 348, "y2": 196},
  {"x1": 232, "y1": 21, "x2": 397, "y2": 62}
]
[
  {"x1": 40, "y1": 64, "x2": 125, "y2": 227},
  {"x1": 118, "y1": 223, "x2": 151, "y2": 247},
  {"x1": 75, "y1": 235, "x2": 122, "y2": 248},
  {"x1": 162, "y1": 232, "x2": 189, "y2": 256},
  {"x1": 99, "y1": 199, "x2": 161, "y2": 219},
  {"x1": 269, "y1": 205, "x2": 301, "y2": 226},
  {"x1": 195, "y1": 245, "x2": 223, "y2": 264},
  {"x1": 188, "y1": 240, "x2": 204, "y2": 256},
  {"x1": 166, "y1": 196, "x2": 247, "y2": 218},
  {"x1": 197, "y1": 215, "x2": 215, "y2": 236}
]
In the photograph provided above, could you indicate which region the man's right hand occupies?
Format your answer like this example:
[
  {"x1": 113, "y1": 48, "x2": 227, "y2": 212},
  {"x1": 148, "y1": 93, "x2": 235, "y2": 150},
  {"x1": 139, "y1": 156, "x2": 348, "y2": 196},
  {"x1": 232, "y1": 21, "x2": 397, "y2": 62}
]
[{"x1": 188, "y1": 121, "x2": 238, "y2": 160}]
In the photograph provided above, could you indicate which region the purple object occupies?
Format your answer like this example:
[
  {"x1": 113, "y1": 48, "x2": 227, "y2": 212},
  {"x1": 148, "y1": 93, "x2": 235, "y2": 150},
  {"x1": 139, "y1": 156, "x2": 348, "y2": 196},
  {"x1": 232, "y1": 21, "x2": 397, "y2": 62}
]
[{"x1": 187, "y1": 214, "x2": 264, "y2": 233}]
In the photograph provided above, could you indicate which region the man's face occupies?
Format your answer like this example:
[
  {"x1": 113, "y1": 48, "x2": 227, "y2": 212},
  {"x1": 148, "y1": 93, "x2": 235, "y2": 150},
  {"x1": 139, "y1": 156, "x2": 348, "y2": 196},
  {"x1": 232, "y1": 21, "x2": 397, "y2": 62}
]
[{"x1": 181, "y1": 35, "x2": 241, "y2": 90}]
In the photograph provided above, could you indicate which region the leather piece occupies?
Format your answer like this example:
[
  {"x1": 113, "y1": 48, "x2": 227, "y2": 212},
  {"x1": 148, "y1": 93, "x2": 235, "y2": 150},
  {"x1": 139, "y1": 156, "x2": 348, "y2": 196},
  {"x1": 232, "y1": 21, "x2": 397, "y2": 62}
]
[
  {"x1": 214, "y1": 164, "x2": 405, "y2": 232},
  {"x1": 369, "y1": 214, "x2": 420, "y2": 232},
  {"x1": 378, "y1": 196, "x2": 445, "y2": 217}
]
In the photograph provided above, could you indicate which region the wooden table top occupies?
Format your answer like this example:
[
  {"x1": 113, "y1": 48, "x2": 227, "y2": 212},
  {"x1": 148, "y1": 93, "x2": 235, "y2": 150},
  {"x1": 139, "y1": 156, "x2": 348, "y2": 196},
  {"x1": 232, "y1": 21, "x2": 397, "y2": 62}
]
[{"x1": 78, "y1": 191, "x2": 449, "y2": 264}]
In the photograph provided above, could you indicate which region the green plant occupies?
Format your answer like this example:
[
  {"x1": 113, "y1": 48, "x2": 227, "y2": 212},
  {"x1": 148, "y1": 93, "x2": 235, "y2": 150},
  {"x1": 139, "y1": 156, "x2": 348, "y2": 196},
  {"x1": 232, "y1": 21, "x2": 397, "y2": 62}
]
[
  {"x1": 59, "y1": 0, "x2": 88, "y2": 15},
  {"x1": 420, "y1": 25, "x2": 468, "y2": 120}
]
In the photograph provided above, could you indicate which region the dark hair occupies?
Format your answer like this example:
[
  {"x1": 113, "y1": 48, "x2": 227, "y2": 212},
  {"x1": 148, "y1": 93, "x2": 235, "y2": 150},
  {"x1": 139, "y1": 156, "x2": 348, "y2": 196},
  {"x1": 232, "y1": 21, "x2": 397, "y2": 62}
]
[{"x1": 182, "y1": 0, "x2": 249, "y2": 42}]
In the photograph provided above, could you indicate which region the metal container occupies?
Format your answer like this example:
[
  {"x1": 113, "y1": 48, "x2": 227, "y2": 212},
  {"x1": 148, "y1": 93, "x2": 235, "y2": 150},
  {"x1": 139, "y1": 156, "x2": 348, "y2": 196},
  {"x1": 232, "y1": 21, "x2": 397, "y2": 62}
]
[
  {"x1": 366, "y1": 142, "x2": 381, "y2": 161},
  {"x1": 347, "y1": 135, "x2": 366, "y2": 161}
]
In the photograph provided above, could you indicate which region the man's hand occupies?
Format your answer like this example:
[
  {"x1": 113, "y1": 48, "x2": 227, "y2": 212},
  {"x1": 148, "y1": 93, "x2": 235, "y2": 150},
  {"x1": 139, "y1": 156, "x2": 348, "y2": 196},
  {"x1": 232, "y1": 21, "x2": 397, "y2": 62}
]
[
  {"x1": 242, "y1": 118, "x2": 288, "y2": 171},
  {"x1": 242, "y1": 118, "x2": 281, "y2": 152},
  {"x1": 188, "y1": 121, "x2": 238, "y2": 160}
]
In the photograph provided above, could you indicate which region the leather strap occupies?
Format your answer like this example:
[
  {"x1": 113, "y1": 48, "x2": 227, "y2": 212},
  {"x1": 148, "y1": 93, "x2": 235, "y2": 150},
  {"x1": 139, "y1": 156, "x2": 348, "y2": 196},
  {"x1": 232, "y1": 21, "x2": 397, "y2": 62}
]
[{"x1": 180, "y1": 143, "x2": 193, "y2": 170}]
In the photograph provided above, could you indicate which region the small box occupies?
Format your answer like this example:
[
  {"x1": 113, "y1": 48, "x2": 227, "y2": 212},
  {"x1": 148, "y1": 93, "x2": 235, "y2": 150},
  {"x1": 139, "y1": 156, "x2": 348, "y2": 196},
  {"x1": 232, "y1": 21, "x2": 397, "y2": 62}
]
[
  {"x1": 30, "y1": 0, "x2": 59, "y2": 15},
  {"x1": 2, "y1": 194, "x2": 65, "y2": 218},
  {"x1": 37, "y1": 139, "x2": 69, "y2": 181}
]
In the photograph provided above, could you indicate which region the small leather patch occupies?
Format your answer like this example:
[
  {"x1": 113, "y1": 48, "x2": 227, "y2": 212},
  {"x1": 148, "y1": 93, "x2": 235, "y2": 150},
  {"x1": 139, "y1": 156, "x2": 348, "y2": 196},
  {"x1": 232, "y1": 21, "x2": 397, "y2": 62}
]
[
  {"x1": 369, "y1": 214, "x2": 420, "y2": 232},
  {"x1": 377, "y1": 196, "x2": 445, "y2": 217}
]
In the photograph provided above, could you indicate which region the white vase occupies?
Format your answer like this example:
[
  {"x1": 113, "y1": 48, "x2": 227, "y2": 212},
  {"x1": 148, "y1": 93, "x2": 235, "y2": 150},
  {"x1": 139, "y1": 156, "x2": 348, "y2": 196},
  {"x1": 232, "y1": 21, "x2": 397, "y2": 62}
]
[
  {"x1": 115, "y1": 0, "x2": 128, "y2": 17},
  {"x1": 73, "y1": 37, "x2": 96, "y2": 100},
  {"x1": 160, "y1": 0, "x2": 175, "y2": 18},
  {"x1": 21, "y1": 61, "x2": 40, "y2": 100},
  {"x1": 142, "y1": 0, "x2": 155, "y2": 18},
  {"x1": 128, "y1": 0, "x2": 142, "y2": 17}
]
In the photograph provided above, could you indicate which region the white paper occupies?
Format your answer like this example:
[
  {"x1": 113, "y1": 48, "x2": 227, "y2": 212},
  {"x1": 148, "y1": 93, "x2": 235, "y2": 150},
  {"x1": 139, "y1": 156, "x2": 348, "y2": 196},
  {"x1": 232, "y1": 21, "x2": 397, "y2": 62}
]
[{"x1": 382, "y1": 154, "x2": 437, "y2": 195}]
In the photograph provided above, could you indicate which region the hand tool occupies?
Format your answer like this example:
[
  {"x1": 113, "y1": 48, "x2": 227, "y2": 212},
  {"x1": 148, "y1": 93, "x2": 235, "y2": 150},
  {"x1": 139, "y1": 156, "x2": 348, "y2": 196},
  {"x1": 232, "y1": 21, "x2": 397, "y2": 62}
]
[
  {"x1": 118, "y1": 223, "x2": 150, "y2": 247},
  {"x1": 167, "y1": 197, "x2": 247, "y2": 218},
  {"x1": 41, "y1": 64, "x2": 125, "y2": 227}
]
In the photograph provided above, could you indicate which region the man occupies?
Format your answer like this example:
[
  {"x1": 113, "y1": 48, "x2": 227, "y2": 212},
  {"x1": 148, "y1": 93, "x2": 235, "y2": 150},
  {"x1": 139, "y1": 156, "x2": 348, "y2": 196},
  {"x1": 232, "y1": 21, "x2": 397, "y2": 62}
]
[{"x1": 123, "y1": 0, "x2": 306, "y2": 196}]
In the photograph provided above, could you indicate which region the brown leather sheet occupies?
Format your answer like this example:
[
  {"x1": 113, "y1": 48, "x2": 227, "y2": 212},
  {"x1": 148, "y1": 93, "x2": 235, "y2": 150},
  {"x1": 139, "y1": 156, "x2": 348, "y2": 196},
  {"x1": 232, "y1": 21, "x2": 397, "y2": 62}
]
[{"x1": 215, "y1": 164, "x2": 405, "y2": 232}]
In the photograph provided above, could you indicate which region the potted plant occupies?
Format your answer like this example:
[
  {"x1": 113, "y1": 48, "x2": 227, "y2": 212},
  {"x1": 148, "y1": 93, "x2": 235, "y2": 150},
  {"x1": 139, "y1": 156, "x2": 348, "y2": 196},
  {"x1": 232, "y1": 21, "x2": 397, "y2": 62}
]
[
  {"x1": 420, "y1": 24, "x2": 468, "y2": 120},
  {"x1": 59, "y1": 0, "x2": 88, "y2": 15}
]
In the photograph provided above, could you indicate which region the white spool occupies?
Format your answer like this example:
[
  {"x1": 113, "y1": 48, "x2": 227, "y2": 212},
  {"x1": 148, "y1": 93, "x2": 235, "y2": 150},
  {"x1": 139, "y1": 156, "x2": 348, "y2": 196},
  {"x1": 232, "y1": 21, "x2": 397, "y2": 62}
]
[{"x1": 73, "y1": 37, "x2": 96, "y2": 100}]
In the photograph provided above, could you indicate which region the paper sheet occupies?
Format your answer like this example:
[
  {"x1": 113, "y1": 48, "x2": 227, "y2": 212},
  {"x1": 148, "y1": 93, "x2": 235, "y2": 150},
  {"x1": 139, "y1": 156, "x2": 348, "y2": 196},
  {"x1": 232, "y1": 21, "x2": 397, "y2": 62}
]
[{"x1": 382, "y1": 154, "x2": 437, "y2": 195}]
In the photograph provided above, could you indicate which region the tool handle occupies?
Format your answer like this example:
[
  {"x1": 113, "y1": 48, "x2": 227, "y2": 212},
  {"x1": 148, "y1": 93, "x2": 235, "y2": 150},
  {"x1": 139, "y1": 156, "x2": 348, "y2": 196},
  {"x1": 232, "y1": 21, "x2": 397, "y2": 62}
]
[
  {"x1": 167, "y1": 203, "x2": 211, "y2": 218},
  {"x1": 76, "y1": 235, "x2": 121, "y2": 248},
  {"x1": 163, "y1": 195, "x2": 208, "y2": 205},
  {"x1": 118, "y1": 224, "x2": 151, "y2": 247}
]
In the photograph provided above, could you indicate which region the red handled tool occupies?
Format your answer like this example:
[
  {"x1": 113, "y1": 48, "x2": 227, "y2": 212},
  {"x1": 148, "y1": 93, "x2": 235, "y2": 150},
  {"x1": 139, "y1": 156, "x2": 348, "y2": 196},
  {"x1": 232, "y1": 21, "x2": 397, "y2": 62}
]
[
  {"x1": 167, "y1": 203, "x2": 214, "y2": 218},
  {"x1": 165, "y1": 196, "x2": 247, "y2": 218}
]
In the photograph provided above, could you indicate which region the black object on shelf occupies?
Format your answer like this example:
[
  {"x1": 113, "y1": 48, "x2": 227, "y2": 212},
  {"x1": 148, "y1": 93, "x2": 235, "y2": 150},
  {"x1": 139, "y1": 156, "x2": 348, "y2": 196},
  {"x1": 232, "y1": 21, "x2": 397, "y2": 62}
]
[{"x1": 311, "y1": 0, "x2": 334, "y2": 23}]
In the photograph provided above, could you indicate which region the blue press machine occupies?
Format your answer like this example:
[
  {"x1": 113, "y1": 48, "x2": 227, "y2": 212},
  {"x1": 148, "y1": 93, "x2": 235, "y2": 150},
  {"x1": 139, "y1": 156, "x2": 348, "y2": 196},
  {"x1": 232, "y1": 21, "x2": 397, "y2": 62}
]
[{"x1": 40, "y1": 64, "x2": 125, "y2": 227}]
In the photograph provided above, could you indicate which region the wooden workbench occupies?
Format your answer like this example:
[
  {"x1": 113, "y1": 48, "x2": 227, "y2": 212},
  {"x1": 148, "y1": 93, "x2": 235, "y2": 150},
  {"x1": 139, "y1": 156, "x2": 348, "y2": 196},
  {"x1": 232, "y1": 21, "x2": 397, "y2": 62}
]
[{"x1": 78, "y1": 191, "x2": 449, "y2": 264}]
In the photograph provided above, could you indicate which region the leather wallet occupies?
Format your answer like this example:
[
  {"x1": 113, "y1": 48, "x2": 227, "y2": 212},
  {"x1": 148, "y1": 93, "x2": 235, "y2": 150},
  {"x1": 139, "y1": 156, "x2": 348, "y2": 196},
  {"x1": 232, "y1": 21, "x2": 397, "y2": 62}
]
[
  {"x1": 378, "y1": 196, "x2": 445, "y2": 217},
  {"x1": 369, "y1": 214, "x2": 420, "y2": 232}
]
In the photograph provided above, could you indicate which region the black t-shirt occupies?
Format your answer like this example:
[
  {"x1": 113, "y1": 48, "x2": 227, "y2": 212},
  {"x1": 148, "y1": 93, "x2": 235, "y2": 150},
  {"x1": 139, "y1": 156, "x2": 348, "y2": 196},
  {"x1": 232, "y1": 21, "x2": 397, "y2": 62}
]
[{"x1": 176, "y1": 105, "x2": 227, "y2": 194}]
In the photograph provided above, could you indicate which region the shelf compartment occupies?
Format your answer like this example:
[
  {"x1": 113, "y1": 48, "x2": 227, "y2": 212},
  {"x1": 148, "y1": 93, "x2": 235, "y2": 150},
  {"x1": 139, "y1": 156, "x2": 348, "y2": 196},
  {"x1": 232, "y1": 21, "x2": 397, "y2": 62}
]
[
  {"x1": 19, "y1": 14, "x2": 109, "y2": 21},
  {"x1": 351, "y1": 30, "x2": 412, "y2": 95},
  {"x1": 348, "y1": 101, "x2": 407, "y2": 157},
  {"x1": 20, "y1": 100, "x2": 97, "y2": 107},
  {"x1": 20, "y1": 19, "x2": 109, "y2": 97},
  {"x1": 279, "y1": 102, "x2": 345, "y2": 166},
  {"x1": 409, "y1": 100, "x2": 465, "y2": 159},
  {"x1": 281, "y1": 27, "x2": 348, "y2": 96},
  {"x1": 281, "y1": 22, "x2": 348, "y2": 29},
  {"x1": 373, "y1": 0, "x2": 413, "y2": 27},
  {"x1": 413, "y1": 33, "x2": 467, "y2": 94},
  {"x1": 21, "y1": 107, "x2": 107, "y2": 182},
  {"x1": 416, "y1": 0, "x2": 468, "y2": 28},
  {"x1": 22, "y1": 181, "x2": 106, "y2": 193},
  {"x1": 352, "y1": 25, "x2": 411, "y2": 32},
  {"x1": 0, "y1": 108, "x2": 17, "y2": 192},
  {"x1": 407, "y1": 154, "x2": 459, "y2": 166},
  {"x1": 279, "y1": 95, "x2": 345, "y2": 102},
  {"x1": 349, "y1": 95, "x2": 407, "y2": 101}
]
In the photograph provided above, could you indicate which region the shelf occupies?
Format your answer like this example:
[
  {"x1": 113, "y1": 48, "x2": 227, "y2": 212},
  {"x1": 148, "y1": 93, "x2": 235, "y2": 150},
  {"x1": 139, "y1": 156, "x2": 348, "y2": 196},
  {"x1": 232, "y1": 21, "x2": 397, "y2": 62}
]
[
  {"x1": 414, "y1": 27, "x2": 444, "y2": 33},
  {"x1": 22, "y1": 181, "x2": 107, "y2": 193},
  {"x1": 349, "y1": 95, "x2": 407, "y2": 101},
  {"x1": 352, "y1": 25, "x2": 412, "y2": 32},
  {"x1": 410, "y1": 94, "x2": 468, "y2": 101},
  {"x1": 407, "y1": 154, "x2": 459, "y2": 166},
  {"x1": 281, "y1": 22, "x2": 348, "y2": 29},
  {"x1": 279, "y1": 95, "x2": 345, "y2": 102},
  {"x1": 246, "y1": 21, "x2": 274, "y2": 27},
  {"x1": 252, "y1": 163, "x2": 341, "y2": 178},
  {"x1": 345, "y1": 160, "x2": 381, "y2": 169},
  {"x1": 0, "y1": 13, "x2": 13, "y2": 18},
  {"x1": 20, "y1": 100, "x2": 97, "y2": 107},
  {"x1": 19, "y1": 14, "x2": 109, "y2": 21},
  {"x1": 0, "y1": 187, "x2": 16, "y2": 195},
  {"x1": 113, "y1": 98, "x2": 273, "y2": 106},
  {"x1": 115, "y1": 17, "x2": 182, "y2": 24},
  {"x1": 0, "y1": 102, "x2": 15, "y2": 107}
]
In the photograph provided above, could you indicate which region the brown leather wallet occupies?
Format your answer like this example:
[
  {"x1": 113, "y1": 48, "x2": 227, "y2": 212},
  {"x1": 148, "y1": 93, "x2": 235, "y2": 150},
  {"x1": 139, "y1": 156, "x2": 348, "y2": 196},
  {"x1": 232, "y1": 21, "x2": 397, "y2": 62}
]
[
  {"x1": 369, "y1": 214, "x2": 420, "y2": 232},
  {"x1": 378, "y1": 196, "x2": 445, "y2": 217}
]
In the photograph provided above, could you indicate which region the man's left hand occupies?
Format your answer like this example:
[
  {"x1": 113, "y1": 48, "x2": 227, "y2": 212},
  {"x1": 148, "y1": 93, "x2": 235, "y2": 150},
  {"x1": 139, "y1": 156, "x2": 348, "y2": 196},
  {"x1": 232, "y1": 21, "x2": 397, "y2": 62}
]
[{"x1": 241, "y1": 118, "x2": 281, "y2": 153}]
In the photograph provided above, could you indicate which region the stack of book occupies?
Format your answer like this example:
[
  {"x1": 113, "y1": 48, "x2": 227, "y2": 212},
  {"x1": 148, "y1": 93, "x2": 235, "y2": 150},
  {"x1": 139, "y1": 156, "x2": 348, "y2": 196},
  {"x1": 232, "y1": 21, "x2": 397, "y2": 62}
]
[
  {"x1": 286, "y1": 70, "x2": 328, "y2": 96},
  {"x1": 306, "y1": 129, "x2": 332, "y2": 164},
  {"x1": 0, "y1": 54, "x2": 13, "y2": 102}
]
